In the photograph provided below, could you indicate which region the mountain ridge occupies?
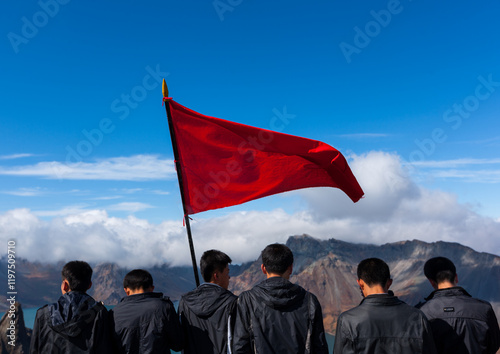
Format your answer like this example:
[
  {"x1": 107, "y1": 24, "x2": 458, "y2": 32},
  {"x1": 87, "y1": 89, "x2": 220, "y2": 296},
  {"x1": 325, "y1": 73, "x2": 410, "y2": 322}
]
[{"x1": 1, "y1": 235, "x2": 499, "y2": 335}]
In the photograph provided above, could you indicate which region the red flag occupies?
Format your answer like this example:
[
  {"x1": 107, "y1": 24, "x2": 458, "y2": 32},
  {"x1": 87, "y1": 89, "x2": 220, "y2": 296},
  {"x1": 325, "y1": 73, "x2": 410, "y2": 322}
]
[{"x1": 166, "y1": 99, "x2": 364, "y2": 214}]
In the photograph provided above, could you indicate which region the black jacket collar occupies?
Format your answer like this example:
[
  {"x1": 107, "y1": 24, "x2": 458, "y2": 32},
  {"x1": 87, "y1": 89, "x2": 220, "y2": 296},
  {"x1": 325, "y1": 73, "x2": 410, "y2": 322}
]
[{"x1": 425, "y1": 286, "x2": 471, "y2": 301}]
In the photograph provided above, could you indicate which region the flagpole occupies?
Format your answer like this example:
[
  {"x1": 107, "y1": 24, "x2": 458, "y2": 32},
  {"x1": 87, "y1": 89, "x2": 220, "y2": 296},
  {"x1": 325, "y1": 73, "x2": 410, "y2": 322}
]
[{"x1": 162, "y1": 79, "x2": 200, "y2": 287}]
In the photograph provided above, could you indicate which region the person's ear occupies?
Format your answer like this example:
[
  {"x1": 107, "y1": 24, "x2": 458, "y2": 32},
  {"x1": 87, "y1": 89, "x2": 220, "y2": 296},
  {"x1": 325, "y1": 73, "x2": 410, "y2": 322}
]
[
  {"x1": 386, "y1": 278, "x2": 393, "y2": 290},
  {"x1": 357, "y1": 279, "x2": 364, "y2": 290},
  {"x1": 454, "y1": 274, "x2": 458, "y2": 285},
  {"x1": 261, "y1": 264, "x2": 267, "y2": 275},
  {"x1": 428, "y1": 279, "x2": 438, "y2": 290},
  {"x1": 61, "y1": 279, "x2": 70, "y2": 294},
  {"x1": 87, "y1": 281, "x2": 92, "y2": 291}
]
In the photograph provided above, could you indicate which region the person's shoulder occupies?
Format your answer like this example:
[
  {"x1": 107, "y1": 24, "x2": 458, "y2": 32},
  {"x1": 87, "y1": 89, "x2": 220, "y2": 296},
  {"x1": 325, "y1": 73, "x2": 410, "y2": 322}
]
[
  {"x1": 93, "y1": 300, "x2": 110, "y2": 315},
  {"x1": 34, "y1": 304, "x2": 50, "y2": 322},
  {"x1": 36, "y1": 303, "x2": 50, "y2": 312},
  {"x1": 336, "y1": 303, "x2": 363, "y2": 325},
  {"x1": 400, "y1": 301, "x2": 427, "y2": 316},
  {"x1": 426, "y1": 287, "x2": 492, "y2": 306},
  {"x1": 148, "y1": 292, "x2": 173, "y2": 305},
  {"x1": 466, "y1": 293, "x2": 495, "y2": 306},
  {"x1": 305, "y1": 289, "x2": 319, "y2": 299},
  {"x1": 237, "y1": 288, "x2": 256, "y2": 302}
]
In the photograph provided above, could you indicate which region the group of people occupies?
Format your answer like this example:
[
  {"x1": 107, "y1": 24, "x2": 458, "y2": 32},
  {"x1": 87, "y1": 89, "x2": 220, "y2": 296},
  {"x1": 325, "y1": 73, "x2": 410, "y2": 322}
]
[{"x1": 30, "y1": 243, "x2": 500, "y2": 353}]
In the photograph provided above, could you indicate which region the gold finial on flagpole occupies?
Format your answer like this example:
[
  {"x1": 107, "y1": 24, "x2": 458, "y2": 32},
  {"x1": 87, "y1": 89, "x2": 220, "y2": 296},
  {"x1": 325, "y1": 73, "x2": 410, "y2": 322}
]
[{"x1": 162, "y1": 79, "x2": 169, "y2": 97}]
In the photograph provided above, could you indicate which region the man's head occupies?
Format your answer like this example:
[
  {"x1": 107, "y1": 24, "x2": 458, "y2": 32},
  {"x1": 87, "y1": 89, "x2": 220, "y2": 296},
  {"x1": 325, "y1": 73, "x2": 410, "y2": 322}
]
[
  {"x1": 424, "y1": 257, "x2": 457, "y2": 289},
  {"x1": 261, "y1": 243, "x2": 294, "y2": 279},
  {"x1": 61, "y1": 261, "x2": 93, "y2": 294},
  {"x1": 123, "y1": 269, "x2": 154, "y2": 295},
  {"x1": 200, "y1": 250, "x2": 232, "y2": 289},
  {"x1": 356, "y1": 258, "x2": 392, "y2": 296}
]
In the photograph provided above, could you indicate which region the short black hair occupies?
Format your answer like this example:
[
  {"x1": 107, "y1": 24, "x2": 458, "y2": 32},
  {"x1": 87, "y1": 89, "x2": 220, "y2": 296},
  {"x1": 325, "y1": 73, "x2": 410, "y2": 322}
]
[
  {"x1": 123, "y1": 269, "x2": 154, "y2": 290},
  {"x1": 200, "y1": 250, "x2": 232, "y2": 282},
  {"x1": 424, "y1": 257, "x2": 456, "y2": 284},
  {"x1": 61, "y1": 261, "x2": 93, "y2": 292},
  {"x1": 357, "y1": 258, "x2": 390, "y2": 286},
  {"x1": 261, "y1": 243, "x2": 293, "y2": 275}
]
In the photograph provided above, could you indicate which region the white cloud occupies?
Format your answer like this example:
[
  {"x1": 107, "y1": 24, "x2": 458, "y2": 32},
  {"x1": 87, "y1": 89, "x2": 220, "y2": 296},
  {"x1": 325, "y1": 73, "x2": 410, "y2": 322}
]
[
  {"x1": 121, "y1": 188, "x2": 144, "y2": 194},
  {"x1": 152, "y1": 190, "x2": 170, "y2": 195},
  {"x1": 410, "y1": 158, "x2": 500, "y2": 168},
  {"x1": 403, "y1": 158, "x2": 500, "y2": 183},
  {"x1": 430, "y1": 169, "x2": 500, "y2": 183},
  {"x1": 1, "y1": 151, "x2": 499, "y2": 268},
  {"x1": 337, "y1": 133, "x2": 391, "y2": 139},
  {"x1": 2, "y1": 187, "x2": 46, "y2": 197},
  {"x1": 107, "y1": 202, "x2": 153, "y2": 213},
  {"x1": 33, "y1": 205, "x2": 90, "y2": 217},
  {"x1": 0, "y1": 153, "x2": 36, "y2": 160},
  {"x1": 0, "y1": 155, "x2": 176, "y2": 181},
  {"x1": 91, "y1": 196, "x2": 123, "y2": 201},
  {"x1": 300, "y1": 151, "x2": 500, "y2": 251}
]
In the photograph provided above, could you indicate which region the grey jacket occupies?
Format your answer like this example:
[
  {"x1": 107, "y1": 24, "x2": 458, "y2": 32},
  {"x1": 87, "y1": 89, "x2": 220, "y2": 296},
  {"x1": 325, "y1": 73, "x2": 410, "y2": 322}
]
[
  {"x1": 111, "y1": 292, "x2": 183, "y2": 353},
  {"x1": 334, "y1": 294, "x2": 436, "y2": 354},
  {"x1": 418, "y1": 287, "x2": 500, "y2": 354},
  {"x1": 233, "y1": 276, "x2": 328, "y2": 354},
  {"x1": 179, "y1": 283, "x2": 237, "y2": 354},
  {"x1": 30, "y1": 291, "x2": 113, "y2": 354}
]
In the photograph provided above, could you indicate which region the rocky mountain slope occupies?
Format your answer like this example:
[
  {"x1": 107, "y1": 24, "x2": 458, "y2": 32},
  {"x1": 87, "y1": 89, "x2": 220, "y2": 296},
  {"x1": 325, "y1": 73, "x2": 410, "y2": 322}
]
[
  {"x1": 0, "y1": 303, "x2": 31, "y2": 353},
  {"x1": 1, "y1": 235, "x2": 499, "y2": 336}
]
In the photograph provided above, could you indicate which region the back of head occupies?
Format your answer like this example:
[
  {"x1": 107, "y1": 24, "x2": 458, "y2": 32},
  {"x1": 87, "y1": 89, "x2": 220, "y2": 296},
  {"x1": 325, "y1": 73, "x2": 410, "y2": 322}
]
[
  {"x1": 200, "y1": 250, "x2": 232, "y2": 283},
  {"x1": 123, "y1": 269, "x2": 154, "y2": 291},
  {"x1": 62, "y1": 261, "x2": 93, "y2": 292},
  {"x1": 357, "y1": 258, "x2": 390, "y2": 286},
  {"x1": 261, "y1": 243, "x2": 293, "y2": 275},
  {"x1": 424, "y1": 257, "x2": 456, "y2": 284}
]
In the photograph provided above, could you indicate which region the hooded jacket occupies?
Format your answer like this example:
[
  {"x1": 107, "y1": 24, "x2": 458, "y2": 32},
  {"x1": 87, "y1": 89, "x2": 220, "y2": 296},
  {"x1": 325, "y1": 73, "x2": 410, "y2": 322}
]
[
  {"x1": 111, "y1": 292, "x2": 183, "y2": 354},
  {"x1": 418, "y1": 286, "x2": 500, "y2": 354},
  {"x1": 179, "y1": 283, "x2": 238, "y2": 353},
  {"x1": 30, "y1": 291, "x2": 113, "y2": 354},
  {"x1": 232, "y1": 277, "x2": 328, "y2": 354},
  {"x1": 333, "y1": 294, "x2": 437, "y2": 354}
]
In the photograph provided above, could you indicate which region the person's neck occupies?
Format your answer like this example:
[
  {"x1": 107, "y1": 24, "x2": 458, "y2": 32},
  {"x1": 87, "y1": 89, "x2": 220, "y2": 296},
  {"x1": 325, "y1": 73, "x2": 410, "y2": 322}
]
[
  {"x1": 363, "y1": 285, "x2": 388, "y2": 296},
  {"x1": 266, "y1": 273, "x2": 289, "y2": 280},
  {"x1": 437, "y1": 281, "x2": 456, "y2": 289}
]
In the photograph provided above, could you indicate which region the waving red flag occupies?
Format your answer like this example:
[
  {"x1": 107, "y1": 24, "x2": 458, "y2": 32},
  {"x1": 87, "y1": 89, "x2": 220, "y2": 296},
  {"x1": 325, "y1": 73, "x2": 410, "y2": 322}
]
[{"x1": 166, "y1": 99, "x2": 364, "y2": 214}]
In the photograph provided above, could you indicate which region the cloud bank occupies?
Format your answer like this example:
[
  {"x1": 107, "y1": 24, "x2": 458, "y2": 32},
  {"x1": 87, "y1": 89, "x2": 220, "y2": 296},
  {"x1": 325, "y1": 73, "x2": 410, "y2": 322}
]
[
  {"x1": 0, "y1": 155, "x2": 176, "y2": 180},
  {"x1": 1, "y1": 151, "x2": 499, "y2": 268}
]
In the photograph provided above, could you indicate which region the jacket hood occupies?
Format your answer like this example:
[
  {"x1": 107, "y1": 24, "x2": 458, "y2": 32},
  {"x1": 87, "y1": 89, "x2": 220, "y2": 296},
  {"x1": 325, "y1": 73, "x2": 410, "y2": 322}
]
[
  {"x1": 252, "y1": 277, "x2": 306, "y2": 310},
  {"x1": 181, "y1": 283, "x2": 235, "y2": 317},
  {"x1": 48, "y1": 291, "x2": 100, "y2": 337}
]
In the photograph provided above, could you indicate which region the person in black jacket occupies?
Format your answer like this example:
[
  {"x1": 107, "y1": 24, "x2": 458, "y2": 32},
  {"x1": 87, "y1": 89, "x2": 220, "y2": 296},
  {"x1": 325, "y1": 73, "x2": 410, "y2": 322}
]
[
  {"x1": 233, "y1": 243, "x2": 328, "y2": 354},
  {"x1": 111, "y1": 269, "x2": 183, "y2": 353},
  {"x1": 333, "y1": 258, "x2": 436, "y2": 354},
  {"x1": 418, "y1": 256, "x2": 500, "y2": 354},
  {"x1": 179, "y1": 249, "x2": 238, "y2": 353},
  {"x1": 30, "y1": 260, "x2": 113, "y2": 354}
]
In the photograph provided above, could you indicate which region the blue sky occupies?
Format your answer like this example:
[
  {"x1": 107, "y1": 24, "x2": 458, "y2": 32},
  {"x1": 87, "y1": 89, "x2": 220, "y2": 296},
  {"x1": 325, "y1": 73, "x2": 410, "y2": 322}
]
[{"x1": 1, "y1": 0, "x2": 500, "y2": 266}]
